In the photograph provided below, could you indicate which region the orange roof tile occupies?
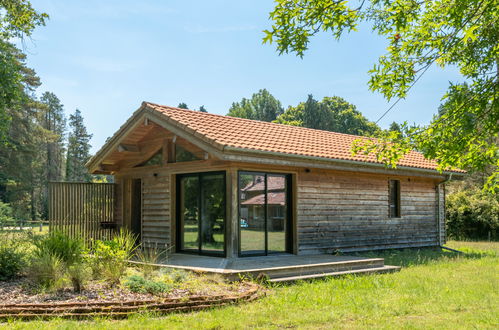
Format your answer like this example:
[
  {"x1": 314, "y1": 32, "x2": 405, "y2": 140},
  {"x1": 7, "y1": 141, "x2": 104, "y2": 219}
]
[{"x1": 144, "y1": 102, "x2": 462, "y2": 173}]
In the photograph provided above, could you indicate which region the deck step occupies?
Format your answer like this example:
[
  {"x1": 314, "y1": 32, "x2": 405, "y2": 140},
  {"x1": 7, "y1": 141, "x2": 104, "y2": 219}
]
[
  {"x1": 268, "y1": 265, "x2": 401, "y2": 283},
  {"x1": 227, "y1": 258, "x2": 387, "y2": 281}
]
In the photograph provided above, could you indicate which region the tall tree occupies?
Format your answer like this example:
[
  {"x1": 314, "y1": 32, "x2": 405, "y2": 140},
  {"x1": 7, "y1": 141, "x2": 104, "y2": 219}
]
[
  {"x1": 275, "y1": 95, "x2": 380, "y2": 136},
  {"x1": 0, "y1": 44, "x2": 49, "y2": 220},
  {"x1": 66, "y1": 109, "x2": 92, "y2": 182},
  {"x1": 0, "y1": 0, "x2": 47, "y2": 144},
  {"x1": 264, "y1": 0, "x2": 499, "y2": 192},
  {"x1": 40, "y1": 92, "x2": 66, "y2": 182},
  {"x1": 199, "y1": 105, "x2": 207, "y2": 113},
  {"x1": 227, "y1": 89, "x2": 284, "y2": 122},
  {"x1": 177, "y1": 102, "x2": 188, "y2": 109}
]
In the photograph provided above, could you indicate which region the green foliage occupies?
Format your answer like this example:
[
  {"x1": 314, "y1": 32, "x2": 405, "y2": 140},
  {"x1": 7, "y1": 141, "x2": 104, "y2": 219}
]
[
  {"x1": 124, "y1": 275, "x2": 172, "y2": 295},
  {"x1": 265, "y1": 0, "x2": 499, "y2": 192},
  {"x1": 177, "y1": 102, "x2": 188, "y2": 109},
  {"x1": 32, "y1": 231, "x2": 84, "y2": 266},
  {"x1": 199, "y1": 105, "x2": 207, "y2": 113},
  {"x1": 28, "y1": 250, "x2": 64, "y2": 290},
  {"x1": 67, "y1": 262, "x2": 91, "y2": 293},
  {"x1": 30, "y1": 231, "x2": 89, "y2": 291},
  {"x1": 66, "y1": 109, "x2": 92, "y2": 182},
  {"x1": 136, "y1": 245, "x2": 167, "y2": 279},
  {"x1": 227, "y1": 89, "x2": 284, "y2": 122},
  {"x1": 275, "y1": 95, "x2": 380, "y2": 135},
  {"x1": 446, "y1": 188, "x2": 499, "y2": 240},
  {"x1": 91, "y1": 229, "x2": 138, "y2": 286},
  {"x1": 0, "y1": 201, "x2": 14, "y2": 225},
  {"x1": 0, "y1": 1, "x2": 47, "y2": 143},
  {"x1": 0, "y1": 233, "x2": 26, "y2": 280}
]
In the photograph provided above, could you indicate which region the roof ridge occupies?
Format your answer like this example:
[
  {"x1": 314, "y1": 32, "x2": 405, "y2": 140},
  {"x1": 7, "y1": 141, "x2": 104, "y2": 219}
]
[{"x1": 143, "y1": 101, "x2": 371, "y2": 140}]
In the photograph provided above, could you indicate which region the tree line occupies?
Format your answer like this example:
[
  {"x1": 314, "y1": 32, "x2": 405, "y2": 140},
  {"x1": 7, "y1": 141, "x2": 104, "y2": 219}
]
[{"x1": 0, "y1": 2, "x2": 94, "y2": 220}]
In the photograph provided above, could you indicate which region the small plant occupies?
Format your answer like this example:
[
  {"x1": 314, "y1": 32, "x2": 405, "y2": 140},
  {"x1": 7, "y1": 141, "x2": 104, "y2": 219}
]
[
  {"x1": 136, "y1": 244, "x2": 168, "y2": 279},
  {"x1": 91, "y1": 229, "x2": 138, "y2": 286},
  {"x1": 124, "y1": 275, "x2": 171, "y2": 295},
  {"x1": 67, "y1": 262, "x2": 91, "y2": 293},
  {"x1": 28, "y1": 250, "x2": 64, "y2": 290}
]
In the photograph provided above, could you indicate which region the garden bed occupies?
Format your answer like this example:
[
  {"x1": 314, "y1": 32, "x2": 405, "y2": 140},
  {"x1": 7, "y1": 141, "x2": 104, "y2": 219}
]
[{"x1": 0, "y1": 278, "x2": 261, "y2": 320}]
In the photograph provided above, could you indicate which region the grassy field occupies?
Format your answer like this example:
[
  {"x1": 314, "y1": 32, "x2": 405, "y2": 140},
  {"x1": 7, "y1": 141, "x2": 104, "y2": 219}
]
[{"x1": 3, "y1": 241, "x2": 498, "y2": 329}]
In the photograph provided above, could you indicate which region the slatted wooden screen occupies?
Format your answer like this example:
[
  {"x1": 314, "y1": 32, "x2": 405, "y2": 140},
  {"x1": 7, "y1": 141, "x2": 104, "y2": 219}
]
[{"x1": 49, "y1": 182, "x2": 116, "y2": 241}]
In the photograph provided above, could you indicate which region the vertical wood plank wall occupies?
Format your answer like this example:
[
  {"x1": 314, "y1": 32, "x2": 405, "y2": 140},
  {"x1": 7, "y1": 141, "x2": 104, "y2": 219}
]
[
  {"x1": 296, "y1": 170, "x2": 440, "y2": 253},
  {"x1": 48, "y1": 182, "x2": 115, "y2": 241}
]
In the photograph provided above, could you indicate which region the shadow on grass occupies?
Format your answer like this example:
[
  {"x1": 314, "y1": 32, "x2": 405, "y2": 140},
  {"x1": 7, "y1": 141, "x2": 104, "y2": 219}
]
[{"x1": 347, "y1": 245, "x2": 497, "y2": 268}]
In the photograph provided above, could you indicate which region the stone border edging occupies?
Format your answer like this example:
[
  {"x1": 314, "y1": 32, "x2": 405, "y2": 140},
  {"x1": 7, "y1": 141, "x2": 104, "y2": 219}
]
[{"x1": 0, "y1": 283, "x2": 261, "y2": 321}]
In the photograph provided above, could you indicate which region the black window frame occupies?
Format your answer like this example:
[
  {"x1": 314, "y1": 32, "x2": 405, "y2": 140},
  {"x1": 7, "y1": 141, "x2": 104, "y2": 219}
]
[
  {"x1": 237, "y1": 171, "x2": 293, "y2": 257},
  {"x1": 176, "y1": 171, "x2": 227, "y2": 257},
  {"x1": 389, "y1": 179, "x2": 401, "y2": 218}
]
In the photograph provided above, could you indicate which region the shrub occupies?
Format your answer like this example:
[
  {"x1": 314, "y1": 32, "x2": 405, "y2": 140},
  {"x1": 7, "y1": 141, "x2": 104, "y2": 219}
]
[
  {"x1": 32, "y1": 231, "x2": 85, "y2": 266},
  {"x1": 30, "y1": 231, "x2": 88, "y2": 291},
  {"x1": 446, "y1": 188, "x2": 499, "y2": 240},
  {"x1": 28, "y1": 251, "x2": 64, "y2": 290},
  {"x1": 0, "y1": 232, "x2": 29, "y2": 281},
  {"x1": 0, "y1": 245, "x2": 25, "y2": 281},
  {"x1": 124, "y1": 275, "x2": 171, "y2": 295},
  {"x1": 91, "y1": 229, "x2": 138, "y2": 285}
]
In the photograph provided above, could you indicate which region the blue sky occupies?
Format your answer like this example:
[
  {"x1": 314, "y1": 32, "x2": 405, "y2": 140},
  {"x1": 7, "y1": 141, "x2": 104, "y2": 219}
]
[{"x1": 23, "y1": 0, "x2": 462, "y2": 153}]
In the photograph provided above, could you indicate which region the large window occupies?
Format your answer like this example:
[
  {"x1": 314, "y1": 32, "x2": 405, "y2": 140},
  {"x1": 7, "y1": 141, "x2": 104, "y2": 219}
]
[
  {"x1": 389, "y1": 179, "x2": 401, "y2": 218},
  {"x1": 177, "y1": 172, "x2": 226, "y2": 256},
  {"x1": 238, "y1": 171, "x2": 292, "y2": 256}
]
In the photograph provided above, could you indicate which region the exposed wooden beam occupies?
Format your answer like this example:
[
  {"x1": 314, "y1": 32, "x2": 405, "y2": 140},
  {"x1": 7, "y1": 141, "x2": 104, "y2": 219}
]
[
  {"x1": 117, "y1": 144, "x2": 140, "y2": 153},
  {"x1": 144, "y1": 118, "x2": 150, "y2": 126}
]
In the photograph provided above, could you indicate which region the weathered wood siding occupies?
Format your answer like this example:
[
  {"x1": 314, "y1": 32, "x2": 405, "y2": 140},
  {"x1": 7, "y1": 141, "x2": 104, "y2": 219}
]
[
  {"x1": 141, "y1": 173, "x2": 171, "y2": 247},
  {"x1": 297, "y1": 170, "x2": 439, "y2": 253}
]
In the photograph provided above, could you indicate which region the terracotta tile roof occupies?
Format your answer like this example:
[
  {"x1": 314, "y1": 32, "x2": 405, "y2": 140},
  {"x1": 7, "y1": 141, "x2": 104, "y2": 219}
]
[{"x1": 144, "y1": 102, "x2": 462, "y2": 173}]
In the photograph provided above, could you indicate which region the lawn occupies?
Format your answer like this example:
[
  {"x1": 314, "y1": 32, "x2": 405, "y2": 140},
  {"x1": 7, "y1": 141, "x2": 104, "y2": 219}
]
[{"x1": 3, "y1": 241, "x2": 498, "y2": 329}]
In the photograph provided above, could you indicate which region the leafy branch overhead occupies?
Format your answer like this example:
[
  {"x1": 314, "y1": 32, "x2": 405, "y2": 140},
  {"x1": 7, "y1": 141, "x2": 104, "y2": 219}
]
[{"x1": 264, "y1": 0, "x2": 499, "y2": 192}]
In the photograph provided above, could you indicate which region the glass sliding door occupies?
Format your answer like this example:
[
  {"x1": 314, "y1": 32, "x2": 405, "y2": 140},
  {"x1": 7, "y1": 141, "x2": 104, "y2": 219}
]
[
  {"x1": 266, "y1": 174, "x2": 287, "y2": 253},
  {"x1": 200, "y1": 173, "x2": 225, "y2": 254},
  {"x1": 239, "y1": 171, "x2": 291, "y2": 256},
  {"x1": 177, "y1": 172, "x2": 226, "y2": 256},
  {"x1": 239, "y1": 173, "x2": 266, "y2": 255}
]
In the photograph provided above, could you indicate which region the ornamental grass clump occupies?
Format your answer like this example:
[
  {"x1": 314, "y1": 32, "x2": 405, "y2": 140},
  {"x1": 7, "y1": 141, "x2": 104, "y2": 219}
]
[{"x1": 29, "y1": 231, "x2": 89, "y2": 292}]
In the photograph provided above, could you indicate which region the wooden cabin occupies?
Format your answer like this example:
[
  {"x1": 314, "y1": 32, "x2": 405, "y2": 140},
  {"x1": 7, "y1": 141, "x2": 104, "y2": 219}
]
[{"x1": 84, "y1": 102, "x2": 463, "y2": 258}]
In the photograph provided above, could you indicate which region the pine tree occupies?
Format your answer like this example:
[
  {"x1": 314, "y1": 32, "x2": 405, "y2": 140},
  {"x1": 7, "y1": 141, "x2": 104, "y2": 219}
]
[
  {"x1": 66, "y1": 109, "x2": 92, "y2": 182},
  {"x1": 40, "y1": 92, "x2": 66, "y2": 182}
]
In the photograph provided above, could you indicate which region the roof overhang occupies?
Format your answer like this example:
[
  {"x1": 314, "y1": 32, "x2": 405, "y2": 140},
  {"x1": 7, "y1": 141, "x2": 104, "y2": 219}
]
[{"x1": 87, "y1": 102, "x2": 465, "y2": 179}]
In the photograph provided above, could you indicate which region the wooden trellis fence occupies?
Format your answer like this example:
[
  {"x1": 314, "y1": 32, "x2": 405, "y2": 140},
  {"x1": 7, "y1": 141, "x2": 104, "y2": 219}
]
[{"x1": 48, "y1": 182, "x2": 116, "y2": 241}]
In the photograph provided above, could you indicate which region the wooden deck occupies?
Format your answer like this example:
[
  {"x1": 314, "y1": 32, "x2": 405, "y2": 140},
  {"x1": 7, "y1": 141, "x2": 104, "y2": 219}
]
[{"x1": 157, "y1": 254, "x2": 400, "y2": 282}]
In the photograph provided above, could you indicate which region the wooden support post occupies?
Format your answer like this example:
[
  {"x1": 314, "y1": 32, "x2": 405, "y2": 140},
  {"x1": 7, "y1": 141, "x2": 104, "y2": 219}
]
[{"x1": 226, "y1": 168, "x2": 239, "y2": 258}]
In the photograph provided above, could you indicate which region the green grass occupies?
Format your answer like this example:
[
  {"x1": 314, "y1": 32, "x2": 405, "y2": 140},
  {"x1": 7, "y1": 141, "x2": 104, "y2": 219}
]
[{"x1": 3, "y1": 241, "x2": 498, "y2": 329}]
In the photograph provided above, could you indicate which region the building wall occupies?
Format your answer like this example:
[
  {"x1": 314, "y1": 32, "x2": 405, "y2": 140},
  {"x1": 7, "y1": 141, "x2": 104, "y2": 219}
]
[
  {"x1": 141, "y1": 172, "x2": 170, "y2": 247},
  {"x1": 114, "y1": 161, "x2": 444, "y2": 256},
  {"x1": 296, "y1": 169, "x2": 441, "y2": 253}
]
